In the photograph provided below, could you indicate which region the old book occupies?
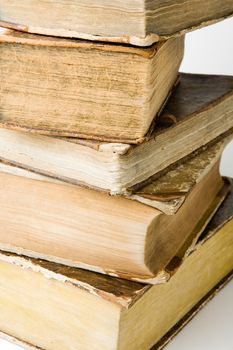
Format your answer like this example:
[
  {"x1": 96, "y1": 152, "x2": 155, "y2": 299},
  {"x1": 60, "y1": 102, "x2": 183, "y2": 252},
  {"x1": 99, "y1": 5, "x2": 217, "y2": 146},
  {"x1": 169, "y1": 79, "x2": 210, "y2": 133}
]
[
  {"x1": 0, "y1": 151, "x2": 229, "y2": 282},
  {"x1": 0, "y1": 1, "x2": 232, "y2": 46},
  {"x1": 0, "y1": 192, "x2": 232, "y2": 350},
  {"x1": 127, "y1": 138, "x2": 229, "y2": 214},
  {"x1": 1, "y1": 73, "x2": 233, "y2": 195},
  {"x1": 0, "y1": 30, "x2": 183, "y2": 143},
  {"x1": 1, "y1": 273, "x2": 232, "y2": 350},
  {"x1": 0, "y1": 136, "x2": 228, "y2": 216}
]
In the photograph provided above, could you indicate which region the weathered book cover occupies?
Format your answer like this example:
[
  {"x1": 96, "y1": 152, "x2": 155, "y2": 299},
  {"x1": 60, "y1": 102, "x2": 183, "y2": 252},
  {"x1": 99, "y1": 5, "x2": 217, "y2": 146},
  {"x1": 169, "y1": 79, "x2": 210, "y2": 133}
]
[
  {"x1": 0, "y1": 1, "x2": 232, "y2": 46},
  {"x1": 0, "y1": 190, "x2": 232, "y2": 349},
  {"x1": 0, "y1": 137, "x2": 228, "y2": 215},
  {"x1": 0, "y1": 30, "x2": 183, "y2": 142},
  {"x1": 0, "y1": 159, "x2": 229, "y2": 282},
  {"x1": 0, "y1": 74, "x2": 232, "y2": 195},
  {"x1": 0, "y1": 272, "x2": 231, "y2": 350}
]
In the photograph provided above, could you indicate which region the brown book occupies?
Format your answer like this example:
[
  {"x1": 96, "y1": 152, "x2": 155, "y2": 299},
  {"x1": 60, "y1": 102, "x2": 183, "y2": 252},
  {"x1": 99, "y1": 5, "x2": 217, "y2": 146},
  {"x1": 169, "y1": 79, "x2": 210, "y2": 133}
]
[
  {"x1": 0, "y1": 1, "x2": 232, "y2": 46},
  {"x1": 0, "y1": 191, "x2": 232, "y2": 350},
  {"x1": 0, "y1": 73, "x2": 233, "y2": 195},
  {"x1": 0, "y1": 140, "x2": 229, "y2": 282},
  {"x1": 0, "y1": 29, "x2": 183, "y2": 142}
]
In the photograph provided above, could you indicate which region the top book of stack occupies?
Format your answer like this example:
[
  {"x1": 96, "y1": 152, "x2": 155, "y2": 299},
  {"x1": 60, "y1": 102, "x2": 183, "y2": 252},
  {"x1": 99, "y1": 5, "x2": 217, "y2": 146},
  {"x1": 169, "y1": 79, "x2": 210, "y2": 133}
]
[{"x1": 0, "y1": 1, "x2": 233, "y2": 46}]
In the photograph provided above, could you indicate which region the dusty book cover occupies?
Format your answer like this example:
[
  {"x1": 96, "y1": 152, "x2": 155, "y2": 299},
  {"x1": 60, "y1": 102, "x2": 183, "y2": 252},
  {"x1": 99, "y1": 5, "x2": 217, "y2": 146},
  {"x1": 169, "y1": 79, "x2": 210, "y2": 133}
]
[{"x1": 0, "y1": 1, "x2": 232, "y2": 46}]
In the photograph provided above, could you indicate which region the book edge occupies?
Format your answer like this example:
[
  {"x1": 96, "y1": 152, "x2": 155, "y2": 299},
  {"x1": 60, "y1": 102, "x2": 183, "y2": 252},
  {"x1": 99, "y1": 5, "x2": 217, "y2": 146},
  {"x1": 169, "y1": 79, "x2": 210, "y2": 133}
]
[
  {"x1": 0, "y1": 13, "x2": 232, "y2": 47},
  {"x1": 0, "y1": 28, "x2": 161, "y2": 58},
  {"x1": 0, "y1": 182, "x2": 231, "y2": 307},
  {"x1": 0, "y1": 74, "x2": 232, "y2": 146},
  {"x1": 0, "y1": 271, "x2": 232, "y2": 350}
]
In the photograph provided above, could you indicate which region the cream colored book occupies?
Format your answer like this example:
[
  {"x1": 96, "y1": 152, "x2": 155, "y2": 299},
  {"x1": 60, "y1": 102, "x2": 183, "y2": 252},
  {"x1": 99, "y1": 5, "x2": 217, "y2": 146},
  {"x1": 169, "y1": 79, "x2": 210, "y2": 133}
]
[
  {"x1": 0, "y1": 143, "x2": 229, "y2": 282},
  {"x1": 0, "y1": 132, "x2": 230, "y2": 215},
  {"x1": 1, "y1": 73, "x2": 233, "y2": 195},
  {"x1": 0, "y1": 29, "x2": 183, "y2": 143},
  {"x1": 0, "y1": 192, "x2": 232, "y2": 350},
  {"x1": 0, "y1": 1, "x2": 232, "y2": 46},
  {"x1": 1, "y1": 273, "x2": 232, "y2": 350}
]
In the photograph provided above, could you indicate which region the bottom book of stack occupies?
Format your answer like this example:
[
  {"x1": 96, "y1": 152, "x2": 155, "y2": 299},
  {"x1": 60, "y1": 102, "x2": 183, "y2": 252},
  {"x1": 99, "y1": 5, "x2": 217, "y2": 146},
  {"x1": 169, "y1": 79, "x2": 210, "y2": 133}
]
[{"x1": 0, "y1": 187, "x2": 232, "y2": 350}]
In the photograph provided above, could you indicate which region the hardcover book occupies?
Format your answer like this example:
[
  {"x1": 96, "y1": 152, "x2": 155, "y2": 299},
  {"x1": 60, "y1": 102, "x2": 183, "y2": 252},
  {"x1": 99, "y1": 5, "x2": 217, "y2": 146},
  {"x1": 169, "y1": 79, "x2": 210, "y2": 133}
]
[
  {"x1": 0, "y1": 1, "x2": 232, "y2": 46},
  {"x1": 0, "y1": 73, "x2": 232, "y2": 194},
  {"x1": 0, "y1": 143, "x2": 229, "y2": 282},
  {"x1": 0, "y1": 191, "x2": 232, "y2": 350},
  {"x1": 0, "y1": 30, "x2": 184, "y2": 142}
]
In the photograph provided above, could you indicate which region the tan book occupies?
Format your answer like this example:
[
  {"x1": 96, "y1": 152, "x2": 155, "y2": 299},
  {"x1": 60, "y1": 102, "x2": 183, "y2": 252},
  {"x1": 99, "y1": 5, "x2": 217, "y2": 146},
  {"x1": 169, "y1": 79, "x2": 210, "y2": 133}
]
[
  {"x1": 0, "y1": 1, "x2": 232, "y2": 46},
  {"x1": 0, "y1": 30, "x2": 183, "y2": 143},
  {"x1": 1, "y1": 273, "x2": 232, "y2": 350},
  {"x1": 1, "y1": 73, "x2": 233, "y2": 195},
  {"x1": 0, "y1": 191, "x2": 232, "y2": 350},
  {"x1": 127, "y1": 138, "x2": 230, "y2": 214},
  {"x1": 0, "y1": 142, "x2": 229, "y2": 282},
  {"x1": 0, "y1": 136, "x2": 228, "y2": 216}
]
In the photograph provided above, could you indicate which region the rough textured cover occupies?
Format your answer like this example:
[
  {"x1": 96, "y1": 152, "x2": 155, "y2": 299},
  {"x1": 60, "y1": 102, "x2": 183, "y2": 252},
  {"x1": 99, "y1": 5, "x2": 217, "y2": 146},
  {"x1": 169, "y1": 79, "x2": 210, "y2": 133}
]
[
  {"x1": 127, "y1": 139, "x2": 229, "y2": 213},
  {"x1": 161, "y1": 74, "x2": 233, "y2": 122}
]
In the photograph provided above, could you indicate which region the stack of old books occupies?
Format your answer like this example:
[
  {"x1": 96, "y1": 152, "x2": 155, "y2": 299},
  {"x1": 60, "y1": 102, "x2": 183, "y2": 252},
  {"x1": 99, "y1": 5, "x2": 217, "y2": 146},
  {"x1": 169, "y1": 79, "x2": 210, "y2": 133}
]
[{"x1": 0, "y1": 2, "x2": 233, "y2": 349}]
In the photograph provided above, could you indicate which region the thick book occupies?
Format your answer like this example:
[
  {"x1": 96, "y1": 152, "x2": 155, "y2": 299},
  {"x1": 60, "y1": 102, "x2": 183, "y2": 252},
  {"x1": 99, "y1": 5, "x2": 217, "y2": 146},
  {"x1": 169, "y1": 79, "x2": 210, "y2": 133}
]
[
  {"x1": 1, "y1": 273, "x2": 232, "y2": 350},
  {"x1": 0, "y1": 144, "x2": 229, "y2": 282},
  {"x1": 0, "y1": 136, "x2": 229, "y2": 216},
  {"x1": 0, "y1": 30, "x2": 183, "y2": 143},
  {"x1": 1, "y1": 73, "x2": 233, "y2": 195},
  {"x1": 0, "y1": 192, "x2": 232, "y2": 350},
  {"x1": 0, "y1": 1, "x2": 232, "y2": 46}
]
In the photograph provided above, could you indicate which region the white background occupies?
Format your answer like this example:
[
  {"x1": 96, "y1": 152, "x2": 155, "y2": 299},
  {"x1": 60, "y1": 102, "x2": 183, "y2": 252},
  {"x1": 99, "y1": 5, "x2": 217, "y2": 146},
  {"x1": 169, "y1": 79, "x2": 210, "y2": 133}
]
[
  {"x1": 165, "y1": 17, "x2": 233, "y2": 350},
  {"x1": 1, "y1": 17, "x2": 233, "y2": 350}
]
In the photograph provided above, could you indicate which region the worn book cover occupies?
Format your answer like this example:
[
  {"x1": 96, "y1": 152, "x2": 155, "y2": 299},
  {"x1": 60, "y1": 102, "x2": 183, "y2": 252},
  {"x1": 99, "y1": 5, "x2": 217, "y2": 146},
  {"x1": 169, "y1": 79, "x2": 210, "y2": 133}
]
[
  {"x1": 0, "y1": 190, "x2": 232, "y2": 349},
  {"x1": 0, "y1": 151, "x2": 230, "y2": 282},
  {"x1": 0, "y1": 30, "x2": 183, "y2": 142},
  {"x1": 0, "y1": 1, "x2": 232, "y2": 46},
  {"x1": 0, "y1": 73, "x2": 233, "y2": 194}
]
